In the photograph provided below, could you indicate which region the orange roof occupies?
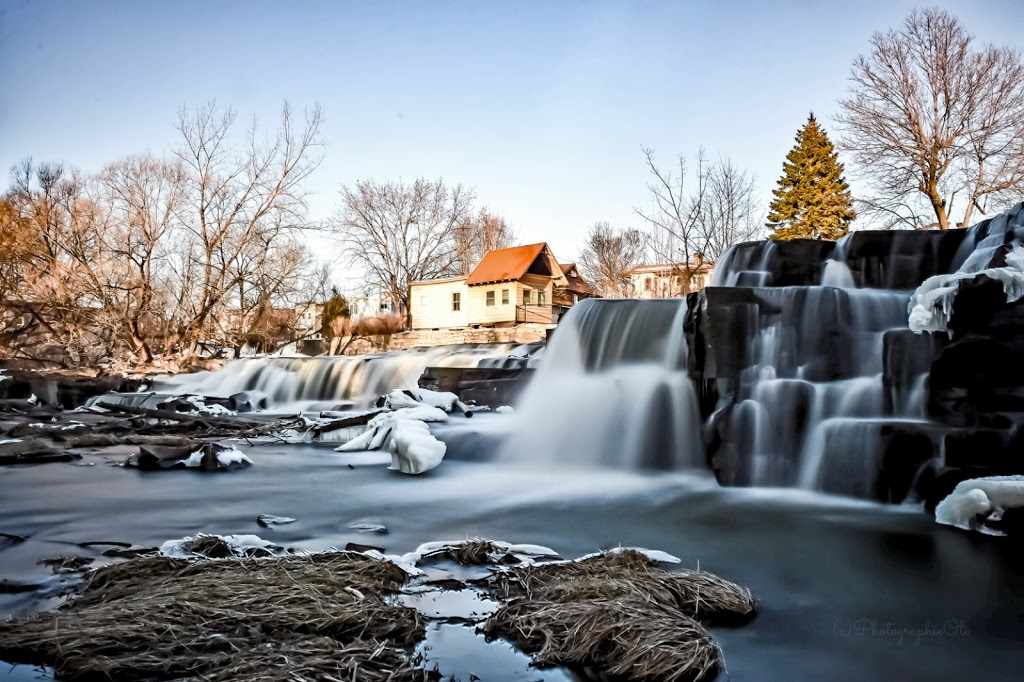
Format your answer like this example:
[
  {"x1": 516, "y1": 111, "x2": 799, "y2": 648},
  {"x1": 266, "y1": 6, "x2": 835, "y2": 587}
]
[{"x1": 465, "y1": 243, "x2": 548, "y2": 286}]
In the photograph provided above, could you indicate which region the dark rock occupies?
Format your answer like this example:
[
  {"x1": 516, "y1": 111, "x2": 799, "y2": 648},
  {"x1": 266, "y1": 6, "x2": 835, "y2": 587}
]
[
  {"x1": 840, "y1": 229, "x2": 967, "y2": 289},
  {"x1": 0, "y1": 579, "x2": 42, "y2": 594},
  {"x1": 0, "y1": 438, "x2": 77, "y2": 466},
  {"x1": 125, "y1": 443, "x2": 250, "y2": 472},
  {"x1": 257, "y1": 514, "x2": 297, "y2": 527},
  {"x1": 920, "y1": 466, "x2": 998, "y2": 513},
  {"x1": 987, "y1": 506, "x2": 1024, "y2": 536},
  {"x1": 419, "y1": 367, "x2": 535, "y2": 408},
  {"x1": 345, "y1": 542, "x2": 385, "y2": 553}
]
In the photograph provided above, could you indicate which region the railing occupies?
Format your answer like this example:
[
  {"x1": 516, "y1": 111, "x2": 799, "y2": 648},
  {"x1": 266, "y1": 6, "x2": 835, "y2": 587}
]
[{"x1": 516, "y1": 305, "x2": 553, "y2": 324}]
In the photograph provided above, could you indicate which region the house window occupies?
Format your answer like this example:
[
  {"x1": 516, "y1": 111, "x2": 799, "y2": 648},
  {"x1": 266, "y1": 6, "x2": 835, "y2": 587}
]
[
  {"x1": 452, "y1": 292, "x2": 461, "y2": 311},
  {"x1": 486, "y1": 291, "x2": 495, "y2": 306},
  {"x1": 501, "y1": 289, "x2": 510, "y2": 305},
  {"x1": 645, "y1": 277, "x2": 653, "y2": 291},
  {"x1": 523, "y1": 289, "x2": 532, "y2": 305},
  {"x1": 420, "y1": 295, "x2": 428, "y2": 309},
  {"x1": 538, "y1": 291, "x2": 546, "y2": 307}
]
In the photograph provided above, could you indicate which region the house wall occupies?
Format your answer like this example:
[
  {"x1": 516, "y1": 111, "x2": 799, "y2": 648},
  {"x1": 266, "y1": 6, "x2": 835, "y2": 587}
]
[
  {"x1": 518, "y1": 274, "x2": 554, "y2": 306},
  {"x1": 630, "y1": 269, "x2": 713, "y2": 298},
  {"x1": 411, "y1": 274, "x2": 560, "y2": 329},
  {"x1": 465, "y1": 283, "x2": 518, "y2": 326},
  {"x1": 410, "y1": 279, "x2": 469, "y2": 330}
]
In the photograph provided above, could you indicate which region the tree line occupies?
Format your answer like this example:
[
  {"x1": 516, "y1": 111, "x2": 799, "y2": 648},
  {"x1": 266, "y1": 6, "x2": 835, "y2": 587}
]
[
  {"x1": 578, "y1": 8, "x2": 1024, "y2": 298},
  {"x1": 2, "y1": 8, "x2": 1021, "y2": 362}
]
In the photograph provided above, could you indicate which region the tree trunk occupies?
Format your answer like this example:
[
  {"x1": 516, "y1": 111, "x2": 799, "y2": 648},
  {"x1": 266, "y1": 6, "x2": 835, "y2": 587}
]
[{"x1": 926, "y1": 185, "x2": 950, "y2": 230}]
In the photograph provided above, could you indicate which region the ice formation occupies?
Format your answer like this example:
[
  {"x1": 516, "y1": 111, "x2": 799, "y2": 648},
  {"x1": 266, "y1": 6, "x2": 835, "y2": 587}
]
[
  {"x1": 909, "y1": 244, "x2": 1024, "y2": 334},
  {"x1": 935, "y1": 476, "x2": 1024, "y2": 535},
  {"x1": 333, "y1": 389, "x2": 463, "y2": 475}
]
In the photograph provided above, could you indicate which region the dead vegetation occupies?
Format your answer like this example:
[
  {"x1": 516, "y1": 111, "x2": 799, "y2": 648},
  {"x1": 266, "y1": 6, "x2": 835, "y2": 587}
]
[
  {"x1": 441, "y1": 539, "x2": 504, "y2": 565},
  {"x1": 481, "y1": 550, "x2": 756, "y2": 682},
  {"x1": 0, "y1": 541, "x2": 757, "y2": 682},
  {"x1": 0, "y1": 552, "x2": 433, "y2": 682}
]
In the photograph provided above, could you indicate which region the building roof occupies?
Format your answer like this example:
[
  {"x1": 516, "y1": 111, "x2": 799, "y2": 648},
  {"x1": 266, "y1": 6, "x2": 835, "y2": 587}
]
[
  {"x1": 409, "y1": 275, "x2": 468, "y2": 286},
  {"x1": 558, "y1": 263, "x2": 596, "y2": 296},
  {"x1": 466, "y1": 243, "x2": 553, "y2": 286}
]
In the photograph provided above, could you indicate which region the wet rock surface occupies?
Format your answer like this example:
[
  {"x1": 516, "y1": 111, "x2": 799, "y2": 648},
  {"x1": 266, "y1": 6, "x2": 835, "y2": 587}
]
[{"x1": 690, "y1": 202, "x2": 1024, "y2": 505}]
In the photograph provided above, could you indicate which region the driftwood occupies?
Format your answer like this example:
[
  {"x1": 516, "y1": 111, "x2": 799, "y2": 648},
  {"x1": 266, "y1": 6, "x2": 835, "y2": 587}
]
[
  {"x1": 0, "y1": 438, "x2": 80, "y2": 466},
  {"x1": 0, "y1": 399, "x2": 33, "y2": 413},
  {"x1": 61, "y1": 434, "x2": 203, "y2": 449},
  {"x1": 95, "y1": 402, "x2": 266, "y2": 429},
  {"x1": 453, "y1": 400, "x2": 474, "y2": 418},
  {"x1": 314, "y1": 409, "x2": 386, "y2": 434}
]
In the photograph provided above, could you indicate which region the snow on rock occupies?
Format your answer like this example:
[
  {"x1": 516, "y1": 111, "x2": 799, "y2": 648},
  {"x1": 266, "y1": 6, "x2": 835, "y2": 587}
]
[
  {"x1": 577, "y1": 547, "x2": 683, "y2": 564},
  {"x1": 185, "y1": 395, "x2": 236, "y2": 416},
  {"x1": 212, "y1": 446, "x2": 254, "y2": 468},
  {"x1": 335, "y1": 407, "x2": 448, "y2": 475},
  {"x1": 909, "y1": 244, "x2": 1024, "y2": 334},
  {"x1": 935, "y1": 476, "x2": 1024, "y2": 536},
  {"x1": 407, "y1": 539, "x2": 560, "y2": 566},
  {"x1": 124, "y1": 442, "x2": 253, "y2": 472},
  {"x1": 495, "y1": 406, "x2": 515, "y2": 414},
  {"x1": 183, "y1": 445, "x2": 252, "y2": 470},
  {"x1": 382, "y1": 388, "x2": 460, "y2": 412},
  {"x1": 0, "y1": 439, "x2": 22, "y2": 445},
  {"x1": 328, "y1": 388, "x2": 471, "y2": 474},
  {"x1": 160, "y1": 533, "x2": 280, "y2": 559},
  {"x1": 389, "y1": 419, "x2": 446, "y2": 474}
]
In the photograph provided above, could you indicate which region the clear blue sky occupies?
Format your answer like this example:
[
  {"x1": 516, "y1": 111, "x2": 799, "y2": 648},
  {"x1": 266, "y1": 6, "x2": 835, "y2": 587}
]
[{"x1": 1, "y1": 0, "x2": 1021, "y2": 269}]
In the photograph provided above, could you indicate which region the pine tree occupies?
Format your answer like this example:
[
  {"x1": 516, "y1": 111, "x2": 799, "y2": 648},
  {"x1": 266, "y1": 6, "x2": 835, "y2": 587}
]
[{"x1": 767, "y1": 114, "x2": 856, "y2": 240}]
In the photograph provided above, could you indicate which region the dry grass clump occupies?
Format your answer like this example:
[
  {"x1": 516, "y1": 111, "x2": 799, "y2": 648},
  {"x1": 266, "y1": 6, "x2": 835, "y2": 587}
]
[
  {"x1": 444, "y1": 539, "x2": 504, "y2": 565},
  {"x1": 481, "y1": 550, "x2": 756, "y2": 682},
  {"x1": 0, "y1": 552, "x2": 432, "y2": 682},
  {"x1": 177, "y1": 534, "x2": 278, "y2": 559},
  {"x1": 352, "y1": 313, "x2": 405, "y2": 337},
  {"x1": 487, "y1": 598, "x2": 718, "y2": 682}
]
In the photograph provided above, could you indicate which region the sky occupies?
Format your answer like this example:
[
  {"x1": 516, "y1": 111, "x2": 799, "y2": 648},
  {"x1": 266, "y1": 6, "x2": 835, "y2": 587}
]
[{"x1": 1, "y1": 0, "x2": 1022, "y2": 278}]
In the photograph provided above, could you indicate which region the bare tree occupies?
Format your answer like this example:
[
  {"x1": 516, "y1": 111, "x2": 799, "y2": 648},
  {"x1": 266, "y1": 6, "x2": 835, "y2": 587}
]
[
  {"x1": 2, "y1": 160, "x2": 109, "y2": 364},
  {"x1": 453, "y1": 209, "x2": 519, "y2": 274},
  {"x1": 335, "y1": 178, "x2": 476, "y2": 323},
  {"x1": 837, "y1": 8, "x2": 1024, "y2": 229},
  {"x1": 577, "y1": 222, "x2": 647, "y2": 298},
  {"x1": 90, "y1": 154, "x2": 187, "y2": 363},
  {"x1": 165, "y1": 101, "x2": 324, "y2": 358},
  {"x1": 636, "y1": 147, "x2": 761, "y2": 289}
]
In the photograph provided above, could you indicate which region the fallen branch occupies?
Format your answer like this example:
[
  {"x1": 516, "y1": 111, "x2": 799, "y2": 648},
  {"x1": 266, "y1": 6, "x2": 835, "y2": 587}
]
[{"x1": 95, "y1": 402, "x2": 266, "y2": 429}]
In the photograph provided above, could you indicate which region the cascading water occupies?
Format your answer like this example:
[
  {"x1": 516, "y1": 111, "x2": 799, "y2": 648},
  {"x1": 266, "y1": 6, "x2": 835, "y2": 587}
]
[
  {"x1": 155, "y1": 344, "x2": 539, "y2": 412},
  {"x1": 702, "y1": 203, "x2": 1024, "y2": 501},
  {"x1": 500, "y1": 298, "x2": 704, "y2": 470}
]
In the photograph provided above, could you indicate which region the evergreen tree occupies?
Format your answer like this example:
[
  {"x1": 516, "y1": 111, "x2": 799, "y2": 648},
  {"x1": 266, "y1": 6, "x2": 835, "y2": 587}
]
[
  {"x1": 767, "y1": 114, "x2": 856, "y2": 240},
  {"x1": 320, "y1": 288, "x2": 351, "y2": 338}
]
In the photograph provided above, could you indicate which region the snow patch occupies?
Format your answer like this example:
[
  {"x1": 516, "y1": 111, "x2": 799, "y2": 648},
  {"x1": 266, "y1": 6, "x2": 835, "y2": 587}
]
[{"x1": 495, "y1": 405, "x2": 515, "y2": 414}]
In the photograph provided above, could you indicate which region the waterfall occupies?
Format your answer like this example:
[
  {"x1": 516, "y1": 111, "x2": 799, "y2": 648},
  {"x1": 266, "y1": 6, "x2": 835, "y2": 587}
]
[
  {"x1": 154, "y1": 344, "x2": 537, "y2": 411},
  {"x1": 500, "y1": 298, "x2": 704, "y2": 470}
]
